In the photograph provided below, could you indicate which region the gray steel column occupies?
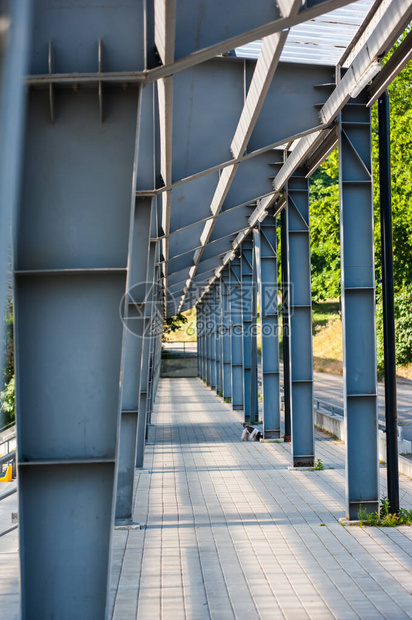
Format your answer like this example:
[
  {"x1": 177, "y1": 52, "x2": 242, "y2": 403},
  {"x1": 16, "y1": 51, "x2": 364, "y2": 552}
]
[
  {"x1": 254, "y1": 212, "x2": 281, "y2": 438},
  {"x1": 281, "y1": 206, "x2": 292, "y2": 442},
  {"x1": 287, "y1": 173, "x2": 315, "y2": 467},
  {"x1": 203, "y1": 302, "x2": 208, "y2": 383},
  {"x1": 241, "y1": 240, "x2": 254, "y2": 421},
  {"x1": 229, "y1": 255, "x2": 244, "y2": 410},
  {"x1": 198, "y1": 303, "x2": 204, "y2": 379},
  {"x1": 146, "y1": 232, "x2": 161, "y2": 425},
  {"x1": 201, "y1": 302, "x2": 207, "y2": 382},
  {"x1": 206, "y1": 291, "x2": 213, "y2": 387},
  {"x1": 215, "y1": 282, "x2": 223, "y2": 395},
  {"x1": 15, "y1": 32, "x2": 141, "y2": 620},
  {"x1": 197, "y1": 307, "x2": 201, "y2": 377},
  {"x1": 136, "y1": 236, "x2": 157, "y2": 468},
  {"x1": 221, "y1": 267, "x2": 232, "y2": 401},
  {"x1": 250, "y1": 242, "x2": 259, "y2": 424},
  {"x1": 0, "y1": 0, "x2": 32, "y2": 371},
  {"x1": 339, "y1": 99, "x2": 379, "y2": 520},
  {"x1": 210, "y1": 284, "x2": 217, "y2": 390},
  {"x1": 116, "y1": 197, "x2": 152, "y2": 523},
  {"x1": 378, "y1": 91, "x2": 399, "y2": 514}
]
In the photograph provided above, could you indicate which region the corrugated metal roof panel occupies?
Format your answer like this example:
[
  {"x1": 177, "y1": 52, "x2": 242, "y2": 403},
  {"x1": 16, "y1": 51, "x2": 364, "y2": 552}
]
[{"x1": 235, "y1": 0, "x2": 375, "y2": 66}]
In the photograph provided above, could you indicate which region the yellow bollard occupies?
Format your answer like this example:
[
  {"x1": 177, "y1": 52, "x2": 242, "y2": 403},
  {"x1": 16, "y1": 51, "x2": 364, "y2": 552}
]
[{"x1": 0, "y1": 464, "x2": 12, "y2": 482}]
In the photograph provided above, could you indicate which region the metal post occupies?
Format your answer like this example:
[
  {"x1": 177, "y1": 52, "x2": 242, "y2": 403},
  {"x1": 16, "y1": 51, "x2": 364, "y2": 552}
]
[
  {"x1": 378, "y1": 90, "x2": 399, "y2": 514},
  {"x1": 136, "y1": 237, "x2": 157, "y2": 468},
  {"x1": 116, "y1": 197, "x2": 152, "y2": 523},
  {"x1": 250, "y1": 240, "x2": 259, "y2": 423},
  {"x1": 221, "y1": 266, "x2": 232, "y2": 401},
  {"x1": 15, "y1": 71, "x2": 141, "y2": 620},
  {"x1": 254, "y1": 211, "x2": 281, "y2": 438},
  {"x1": 229, "y1": 254, "x2": 244, "y2": 410},
  {"x1": 210, "y1": 284, "x2": 217, "y2": 390},
  {"x1": 198, "y1": 303, "x2": 205, "y2": 380},
  {"x1": 240, "y1": 238, "x2": 255, "y2": 423},
  {"x1": 205, "y1": 292, "x2": 212, "y2": 386},
  {"x1": 281, "y1": 207, "x2": 292, "y2": 442},
  {"x1": 340, "y1": 98, "x2": 379, "y2": 520},
  {"x1": 287, "y1": 173, "x2": 314, "y2": 467},
  {"x1": 145, "y1": 238, "x2": 161, "y2": 425},
  {"x1": 197, "y1": 306, "x2": 201, "y2": 377},
  {"x1": 202, "y1": 301, "x2": 207, "y2": 383},
  {"x1": 215, "y1": 281, "x2": 223, "y2": 395},
  {"x1": 0, "y1": 0, "x2": 32, "y2": 376}
]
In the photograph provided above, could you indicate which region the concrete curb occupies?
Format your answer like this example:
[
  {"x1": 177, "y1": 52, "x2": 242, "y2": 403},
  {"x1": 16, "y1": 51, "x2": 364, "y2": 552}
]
[{"x1": 314, "y1": 408, "x2": 412, "y2": 479}]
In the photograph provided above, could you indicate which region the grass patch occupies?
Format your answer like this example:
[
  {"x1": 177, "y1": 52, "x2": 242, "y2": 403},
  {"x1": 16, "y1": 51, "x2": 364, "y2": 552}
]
[
  {"x1": 312, "y1": 300, "x2": 340, "y2": 334},
  {"x1": 314, "y1": 458, "x2": 324, "y2": 471},
  {"x1": 312, "y1": 307, "x2": 343, "y2": 375},
  {"x1": 358, "y1": 497, "x2": 412, "y2": 527}
]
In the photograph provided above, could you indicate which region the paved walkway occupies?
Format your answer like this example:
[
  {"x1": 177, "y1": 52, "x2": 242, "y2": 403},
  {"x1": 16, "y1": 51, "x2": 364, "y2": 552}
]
[
  {"x1": 109, "y1": 378, "x2": 412, "y2": 619},
  {"x1": 2, "y1": 377, "x2": 412, "y2": 618}
]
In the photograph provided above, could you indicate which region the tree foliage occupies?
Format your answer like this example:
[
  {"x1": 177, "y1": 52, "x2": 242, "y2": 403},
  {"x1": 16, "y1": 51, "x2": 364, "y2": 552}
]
[
  {"x1": 376, "y1": 285, "x2": 412, "y2": 374},
  {"x1": 309, "y1": 151, "x2": 340, "y2": 301},
  {"x1": 163, "y1": 313, "x2": 188, "y2": 340},
  {"x1": 0, "y1": 375, "x2": 15, "y2": 426},
  {"x1": 310, "y1": 30, "x2": 412, "y2": 302}
]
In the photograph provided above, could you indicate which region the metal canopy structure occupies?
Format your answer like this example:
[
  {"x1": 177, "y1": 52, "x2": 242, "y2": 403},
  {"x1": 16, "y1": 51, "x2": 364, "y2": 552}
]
[{"x1": 0, "y1": 0, "x2": 411, "y2": 617}]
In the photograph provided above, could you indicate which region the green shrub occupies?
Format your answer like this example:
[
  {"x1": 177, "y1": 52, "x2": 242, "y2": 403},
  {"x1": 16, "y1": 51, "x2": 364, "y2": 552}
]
[
  {"x1": 0, "y1": 375, "x2": 15, "y2": 426},
  {"x1": 358, "y1": 497, "x2": 412, "y2": 527},
  {"x1": 376, "y1": 284, "x2": 412, "y2": 374}
]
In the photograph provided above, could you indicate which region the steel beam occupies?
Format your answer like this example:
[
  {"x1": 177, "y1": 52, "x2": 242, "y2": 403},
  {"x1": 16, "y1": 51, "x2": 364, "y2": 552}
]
[
  {"x1": 215, "y1": 282, "x2": 223, "y2": 395},
  {"x1": 240, "y1": 239, "x2": 258, "y2": 423},
  {"x1": 147, "y1": 258, "x2": 162, "y2": 423},
  {"x1": 206, "y1": 1, "x2": 412, "y2": 297},
  {"x1": 339, "y1": 97, "x2": 379, "y2": 520},
  {"x1": 229, "y1": 255, "x2": 244, "y2": 410},
  {"x1": 254, "y1": 213, "x2": 281, "y2": 438},
  {"x1": 178, "y1": 0, "x2": 303, "y2": 310},
  {"x1": 202, "y1": 300, "x2": 208, "y2": 383},
  {"x1": 14, "y1": 89, "x2": 140, "y2": 619},
  {"x1": 250, "y1": 241, "x2": 259, "y2": 425},
  {"x1": 136, "y1": 237, "x2": 158, "y2": 468},
  {"x1": 221, "y1": 267, "x2": 232, "y2": 401},
  {"x1": 209, "y1": 284, "x2": 217, "y2": 390},
  {"x1": 147, "y1": 0, "x2": 360, "y2": 81},
  {"x1": 287, "y1": 172, "x2": 314, "y2": 467},
  {"x1": 197, "y1": 305, "x2": 202, "y2": 377},
  {"x1": 197, "y1": 302, "x2": 204, "y2": 380},
  {"x1": 116, "y1": 198, "x2": 152, "y2": 523},
  {"x1": 378, "y1": 90, "x2": 399, "y2": 514},
  {"x1": 281, "y1": 207, "x2": 292, "y2": 442},
  {"x1": 205, "y1": 292, "x2": 213, "y2": 386},
  {"x1": 0, "y1": 0, "x2": 32, "y2": 377}
]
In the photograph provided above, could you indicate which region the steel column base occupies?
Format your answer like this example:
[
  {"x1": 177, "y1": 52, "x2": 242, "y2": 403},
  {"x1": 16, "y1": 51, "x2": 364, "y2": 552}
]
[
  {"x1": 293, "y1": 455, "x2": 314, "y2": 468},
  {"x1": 233, "y1": 405, "x2": 243, "y2": 410},
  {"x1": 115, "y1": 517, "x2": 133, "y2": 526},
  {"x1": 264, "y1": 429, "x2": 281, "y2": 439},
  {"x1": 347, "y1": 500, "x2": 380, "y2": 522}
]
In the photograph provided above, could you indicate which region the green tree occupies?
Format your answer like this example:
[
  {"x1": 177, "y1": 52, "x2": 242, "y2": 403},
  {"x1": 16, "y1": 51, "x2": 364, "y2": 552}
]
[
  {"x1": 310, "y1": 30, "x2": 412, "y2": 301},
  {"x1": 163, "y1": 313, "x2": 188, "y2": 340},
  {"x1": 372, "y1": 29, "x2": 412, "y2": 291},
  {"x1": 310, "y1": 150, "x2": 341, "y2": 301}
]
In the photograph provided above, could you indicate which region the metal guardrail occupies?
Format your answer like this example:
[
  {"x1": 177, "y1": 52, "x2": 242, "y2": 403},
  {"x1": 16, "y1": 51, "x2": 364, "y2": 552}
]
[
  {"x1": 0, "y1": 486, "x2": 17, "y2": 537},
  {"x1": 163, "y1": 340, "x2": 197, "y2": 352},
  {"x1": 0, "y1": 433, "x2": 16, "y2": 459},
  {"x1": 0, "y1": 450, "x2": 16, "y2": 467},
  {"x1": 0, "y1": 421, "x2": 15, "y2": 435},
  {"x1": 0, "y1": 486, "x2": 16, "y2": 501},
  {"x1": 314, "y1": 397, "x2": 403, "y2": 441}
]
